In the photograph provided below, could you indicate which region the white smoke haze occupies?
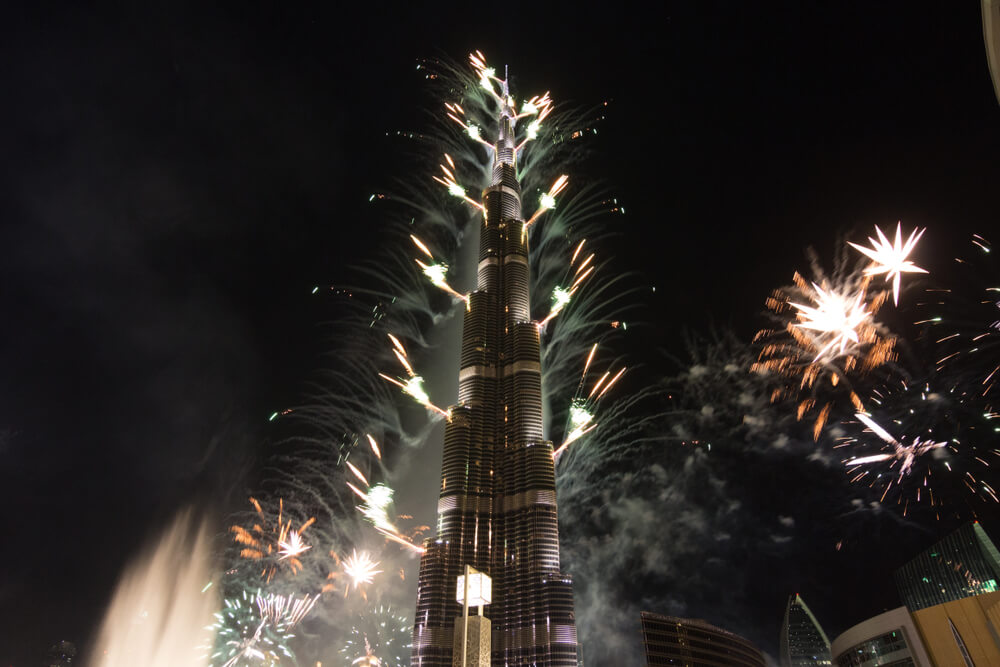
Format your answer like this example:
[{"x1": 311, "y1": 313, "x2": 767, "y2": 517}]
[{"x1": 556, "y1": 332, "x2": 857, "y2": 662}]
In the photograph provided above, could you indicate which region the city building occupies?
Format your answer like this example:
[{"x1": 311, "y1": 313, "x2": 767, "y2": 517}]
[
  {"x1": 45, "y1": 640, "x2": 76, "y2": 666},
  {"x1": 910, "y1": 590, "x2": 1000, "y2": 665},
  {"x1": 640, "y1": 612, "x2": 765, "y2": 667},
  {"x1": 831, "y1": 607, "x2": 931, "y2": 667},
  {"x1": 409, "y1": 69, "x2": 578, "y2": 666},
  {"x1": 894, "y1": 521, "x2": 1000, "y2": 612},
  {"x1": 780, "y1": 594, "x2": 833, "y2": 666}
]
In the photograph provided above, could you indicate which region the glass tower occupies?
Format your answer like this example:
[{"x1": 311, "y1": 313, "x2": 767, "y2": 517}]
[
  {"x1": 894, "y1": 521, "x2": 1000, "y2": 612},
  {"x1": 409, "y1": 71, "x2": 578, "y2": 666},
  {"x1": 780, "y1": 594, "x2": 833, "y2": 666}
]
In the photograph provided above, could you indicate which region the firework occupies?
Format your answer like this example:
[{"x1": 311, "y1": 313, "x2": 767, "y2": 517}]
[
  {"x1": 919, "y1": 234, "x2": 1000, "y2": 398},
  {"x1": 343, "y1": 550, "x2": 382, "y2": 589},
  {"x1": 753, "y1": 247, "x2": 899, "y2": 439},
  {"x1": 553, "y1": 344, "x2": 626, "y2": 458},
  {"x1": 346, "y1": 479, "x2": 428, "y2": 555},
  {"x1": 432, "y1": 155, "x2": 485, "y2": 210},
  {"x1": 229, "y1": 498, "x2": 316, "y2": 583},
  {"x1": 848, "y1": 222, "x2": 927, "y2": 305},
  {"x1": 340, "y1": 605, "x2": 412, "y2": 667},
  {"x1": 209, "y1": 589, "x2": 300, "y2": 667},
  {"x1": 845, "y1": 412, "x2": 946, "y2": 481},
  {"x1": 835, "y1": 375, "x2": 999, "y2": 518},
  {"x1": 537, "y1": 239, "x2": 597, "y2": 329},
  {"x1": 525, "y1": 174, "x2": 569, "y2": 227},
  {"x1": 410, "y1": 234, "x2": 469, "y2": 304},
  {"x1": 789, "y1": 283, "x2": 871, "y2": 361},
  {"x1": 377, "y1": 333, "x2": 450, "y2": 418}
]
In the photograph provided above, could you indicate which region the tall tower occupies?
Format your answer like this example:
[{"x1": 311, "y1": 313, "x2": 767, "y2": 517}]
[
  {"x1": 779, "y1": 594, "x2": 832, "y2": 667},
  {"x1": 410, "y1": 71, "x2": 578, "y2": 666}
]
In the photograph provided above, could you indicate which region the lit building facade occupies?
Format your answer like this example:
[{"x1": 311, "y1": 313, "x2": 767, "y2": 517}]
[
  {"x1": 831, "y1": 607, "x2": 931, "y2": 667},
  {"x1": 894, "y1": 522, "x2": 1000, "y2": 612},
  {"x1": 640, "y1": 612, "x2": 765, "y2": 667},
  {"x1": 780, "y1": 594, "x2": 832, "y2": 666},
  {"x1": 910, "y1": 590, "x2": 1000, "y2": 665},
  {"x1": 409, "y1": 72, "x2": 578, "y2": 666}
]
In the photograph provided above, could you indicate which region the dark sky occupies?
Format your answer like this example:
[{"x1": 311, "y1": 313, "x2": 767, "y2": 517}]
[{"x1": 2, "y1": 2, "x2": 999, "y2": 665}]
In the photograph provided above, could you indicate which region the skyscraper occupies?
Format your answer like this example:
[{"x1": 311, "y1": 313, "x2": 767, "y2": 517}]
[
  {"x1": 409, "y1": 69, "x2": 578, "y2": 666},
  {"x1": 780, "y1": 594, "x2": 832, "y2": 667},
  {"x1": 894, "y1": 521, "x2": 1000, "y2": 612}
]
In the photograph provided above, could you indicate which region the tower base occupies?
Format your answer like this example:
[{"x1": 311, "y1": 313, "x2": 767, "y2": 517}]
[{"x1": 452, "y1": 614, "x2": 490, "y2": 667}]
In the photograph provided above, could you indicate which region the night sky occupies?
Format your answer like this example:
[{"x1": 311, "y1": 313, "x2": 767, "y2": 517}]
[{"x1": 2, "y1": 2, "x2": 999, "y2": 665}]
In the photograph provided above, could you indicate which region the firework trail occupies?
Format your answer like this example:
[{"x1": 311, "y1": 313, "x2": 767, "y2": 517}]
[{"x1": 339, "y1": 605, "x2": 412, "y2": 667}]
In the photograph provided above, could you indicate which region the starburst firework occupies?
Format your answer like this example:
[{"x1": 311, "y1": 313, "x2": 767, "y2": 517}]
[{"x1": 848, "y1": 222, "x2": 927, "y2": 305}]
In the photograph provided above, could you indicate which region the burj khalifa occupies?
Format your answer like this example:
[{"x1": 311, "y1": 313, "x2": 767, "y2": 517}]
[{"x1": 410, "y1": 64, "x2": 579, "y2": 667}]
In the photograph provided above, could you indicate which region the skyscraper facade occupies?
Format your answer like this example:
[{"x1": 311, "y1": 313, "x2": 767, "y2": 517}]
[
  {"x1": 410, "y1": 73, "x2": 578, "y2": 666},
  {"x1": 894, "y1": 521, "x2": 1000, "y2": 612},
  {"x1": 640, "y1": 612, "x2": 766, "y2": 667},
  {"x1": 780, "y1": 594, "x2": 833, "y2": 667}
]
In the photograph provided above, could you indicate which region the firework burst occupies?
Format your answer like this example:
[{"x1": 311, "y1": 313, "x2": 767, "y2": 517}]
[
  {"x1": 208, "y1": 588, "x2": 315, "y2": 667},
  {"x1": 229, "y1": 498, "x2": 315, "y2": 583},
  {"x1": 849, "y1": 222, "x2": 927, "y2": 305},
  {"x1": 835, "y1": 375, "x2": 999, "y2": 518},
  {"x1": 340, "y1": 605, "x2": 412, "y2": 667},
  {"x1": 753, "y1": 247, "x2": 900, "y2": 439}
]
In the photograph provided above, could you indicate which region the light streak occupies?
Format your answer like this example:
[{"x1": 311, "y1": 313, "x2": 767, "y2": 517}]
[
  {"x1": 345, "y1": 460, "x2": 369, "y2": 487},
  {"x1": 366, "y1": 433, "x2": 382, "y2": 460}
]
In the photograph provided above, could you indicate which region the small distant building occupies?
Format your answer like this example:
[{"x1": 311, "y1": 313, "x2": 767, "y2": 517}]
[
  {"x1": 830, "y1": 607, "x2": 931, "y2": 667},
  {"x1": 910, "y1": 590, "x2": 1000, "y2": 665},
  {"x1": 45, "y1": 640, "x2": 76, "y2": 666},
  {"x1": 893, "y1": 522, "x2": 1000, "y2": 612},
  {"x1": 640, "y1": 611, "x2": 765, "y2": 667},
  {"x1": 780, "y1": 594, "x2": 833, "y2": 666}
]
